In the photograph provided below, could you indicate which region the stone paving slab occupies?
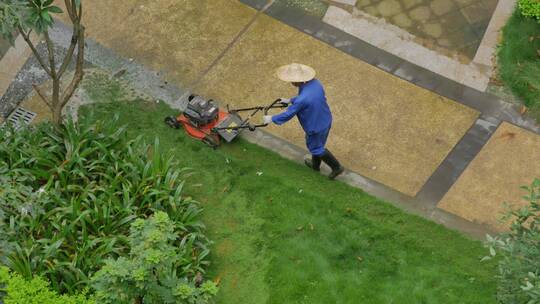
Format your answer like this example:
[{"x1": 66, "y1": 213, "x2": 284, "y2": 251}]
[
  {"x1": 0, "y1": 34, "x2": 37, "y2": 116},
  {"x1": 439, "y1": 122, "x2": 540, "y2": 231},
  {"x1": 0, "y1": 37, "x2": 12, "y2": 59},
  {"x1": 323, "y1": 6, "x2": 490, "y2": 91},
  {"x1": 0, "y1": 36, "x2": 51, "y2": 120},
  {"x1": 353, "y1": 0, "x2": 498, "y2": 61},
  {"x1": 74, "y1": 0, "x2": 257, "y2": 86},
  {"x1": 416, "y1": 115, "x2": 499, "y2": 204},
  {"x1": 196, "y1": 13, "x2": 479, "y2": 196}
]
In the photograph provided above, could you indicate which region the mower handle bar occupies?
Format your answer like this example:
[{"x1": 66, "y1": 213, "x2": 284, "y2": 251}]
[
  {"x1": 214, "y1": 99, "x2": 288, "y2": 132},
  {"x1": 227, "y1": 98, "x2": 287, "y2": 115}
]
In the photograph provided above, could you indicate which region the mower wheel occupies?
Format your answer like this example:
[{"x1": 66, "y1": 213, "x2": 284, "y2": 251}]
[
  {"x1": 202, "y1": 135, "x2": 219, "y2": 149},
  {"x1": 164, "y1": 116, "x2": 180, "y2": 129}
]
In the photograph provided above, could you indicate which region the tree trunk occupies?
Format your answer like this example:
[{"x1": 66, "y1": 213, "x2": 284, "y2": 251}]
[
  {"x1": 19, "y1": 0, "x2": 85, "y2": 126},
  {"x1": 51, "y1": 77, "x2": 61, "y2": 124},
  {"x1": 52, "y1": 104, "x2": 62, "y2": 125}
]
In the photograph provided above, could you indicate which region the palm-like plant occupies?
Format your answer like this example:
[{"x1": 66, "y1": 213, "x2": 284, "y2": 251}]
[{"x1": 0, "y1": 118, "x2": 210, "y2": 294}]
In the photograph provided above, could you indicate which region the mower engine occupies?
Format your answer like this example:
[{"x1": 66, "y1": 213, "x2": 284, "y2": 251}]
[
  {"x1": 165, "y1": 96, "x2": 288, "y2": 149},
  {"x1": 184, "y1": 95, "x2": 219, "y2": 127}
]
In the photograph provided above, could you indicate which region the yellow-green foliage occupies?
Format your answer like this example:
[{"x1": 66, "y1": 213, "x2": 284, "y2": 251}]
[
  {"x1": 519, "y1": 0, "x2": 540, "y2": 20},
  {"x1": 91, "y1": 212, "x2": 218, "y2": 304},
  {"x1": 0, "y1": 267, "x2": 94, "y2": 304}
]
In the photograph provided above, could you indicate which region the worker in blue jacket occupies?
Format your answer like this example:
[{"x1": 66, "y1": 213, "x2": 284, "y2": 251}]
[{"x1": 263, "y1": 63, "x2": 345, "y2": 180}]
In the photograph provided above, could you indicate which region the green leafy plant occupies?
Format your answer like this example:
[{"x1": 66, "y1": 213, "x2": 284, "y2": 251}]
[
  {"x1": 519, "y1": 0, "x2": 540, "y2": 21},
  {"x1": 484, "y1": 179, "x2": 540, "y2": 303},
  {"x1": 0, "y1": 266, "x2": 94, "y2": 304},
  {"x1": 0, "y1": 118, "x2": 210, "y2": 294},
  {"x1": 91, "y1": 212, "x2": 218, "y2": 304},
  {"x1": 0, "y1": 0, "x2": 85, "y2": 124},
  {"x1": 498, "y1": 8, "x2": 540, "y2": 123}
]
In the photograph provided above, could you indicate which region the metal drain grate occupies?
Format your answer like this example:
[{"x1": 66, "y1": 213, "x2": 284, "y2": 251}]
[{"x1": 6, "y1": 107, "x2": 37, "y2": 127}]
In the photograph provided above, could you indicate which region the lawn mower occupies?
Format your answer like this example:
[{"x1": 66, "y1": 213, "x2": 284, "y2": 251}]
[{"x1": 164, "y1": 95, "x2": 288, "y2": 148}]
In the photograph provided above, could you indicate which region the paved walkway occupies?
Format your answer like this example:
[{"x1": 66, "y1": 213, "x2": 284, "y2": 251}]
[
  {"x1": 76, "y1": 0, "x2": 480, "y2": 198},
  {"x1": 1, "y1": 0, "x2": 539, "y2": 236},
  {"x1": 0, "y1": 38, "x2": 11, "y2": 59},
  {"x1": 353, "y1": 0, "x2": 497, "y2": 60}
]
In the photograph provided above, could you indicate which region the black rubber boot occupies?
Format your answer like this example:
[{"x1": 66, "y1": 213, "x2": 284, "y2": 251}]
[
  {"x1": 321, "y1": 149, "x2": 344, "y2": 180},
  {"x1": 305, "y1": 155, "x2": 322, "y2": 171}
]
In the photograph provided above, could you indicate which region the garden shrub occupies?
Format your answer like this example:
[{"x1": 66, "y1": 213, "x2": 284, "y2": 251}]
[
  {"x1": 91, "y1": 212, "x2": 218, "y2": 304},
  {"x1": 519, "y1": 0, "x2": 540, "y2": 21},
  {"x1": 0, "y1": 118, "x2": 211, "y2": 294},
  {"x1": 498, "y1": 8, "x2": 540, "y2": 122},
  {"x1": 0, "y1": 266, "x2": 94, "y2": 304},
  {"x1": 484, "y1": 179, "x2": 540, "y2": 303}
]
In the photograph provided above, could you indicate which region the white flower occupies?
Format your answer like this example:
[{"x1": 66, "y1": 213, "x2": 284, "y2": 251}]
[
  {"x1": 19, "y1": 206, "x2": 29, "y2": 216},
  {"x1": 256, "y1": 171, "x2": 263, "y2": 176},
  {"x1": 37, "y1": 187, "x2": 46, "y2": 195}
]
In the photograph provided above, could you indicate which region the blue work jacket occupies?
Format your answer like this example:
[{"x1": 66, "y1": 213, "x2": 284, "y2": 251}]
[{"x1": 271, "y1": 79, "x2": 332, "y2": 134}]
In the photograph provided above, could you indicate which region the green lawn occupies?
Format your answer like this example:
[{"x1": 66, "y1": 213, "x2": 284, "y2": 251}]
[
  {"x1": 498, "y1": 9, "x2": 540, "y2": 121},
  {"x1": 80, "y1": 80, "x2": 497, "y2": 303}
]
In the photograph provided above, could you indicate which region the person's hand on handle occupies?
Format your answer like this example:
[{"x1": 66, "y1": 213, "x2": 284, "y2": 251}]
[
  {"x1": 263, "y1": 115, "x2": 273, "y2": 125},
  {"x1": 278, "y1": 98, "x2": 291, "y2": 105}
]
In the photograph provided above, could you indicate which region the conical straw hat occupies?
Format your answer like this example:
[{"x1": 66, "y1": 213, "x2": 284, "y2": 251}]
[{"x1": 276, "y1": 63, "x2": 316, "y2": 82}]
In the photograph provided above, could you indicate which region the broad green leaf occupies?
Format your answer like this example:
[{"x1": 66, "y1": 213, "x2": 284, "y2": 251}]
[
  {"x1": 41, "y1": 10, "x2": 52, "y2": 23},
  {"x1": 48, "y1": 5, "x2": 63, "y2": 14}
]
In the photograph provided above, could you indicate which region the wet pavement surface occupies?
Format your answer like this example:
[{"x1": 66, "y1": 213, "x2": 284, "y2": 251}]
[
  {"x1": 439, "y1": 122, "x2": 540, "y2": 231},
  {"x1": 285, "y1": 0, "x2": 499, "y2": 61},
  {"x1": 0, "y1": 37, "x2": 12, "y2": 59},
  {"x1": 354, "y1": 0, "x2": 498, "y2": 60}
]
